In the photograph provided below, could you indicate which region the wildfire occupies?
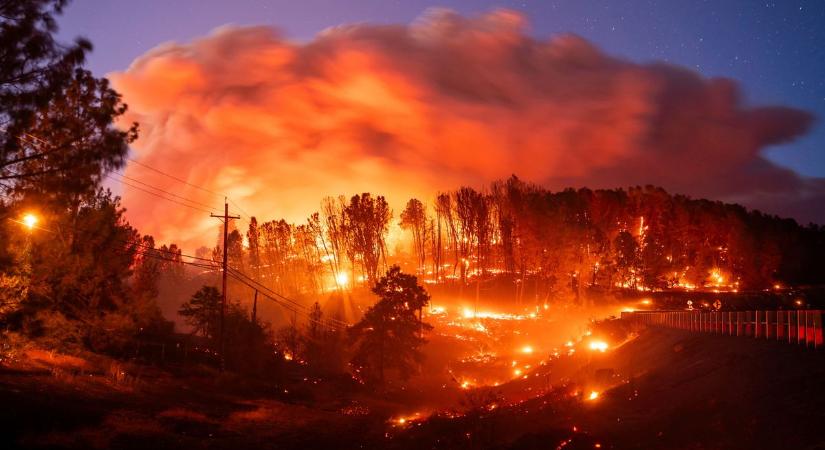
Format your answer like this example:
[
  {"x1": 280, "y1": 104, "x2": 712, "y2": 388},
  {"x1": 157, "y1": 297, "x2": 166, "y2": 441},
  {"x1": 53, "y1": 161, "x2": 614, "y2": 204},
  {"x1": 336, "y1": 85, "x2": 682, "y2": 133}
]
[
  {"x1": 521, "y1": 345, "x2": 534, "y2": 354},
  {"x1": 461, "y1": 308, "x2": 532, "y2": 320},
  {"x1": 588, "y1": 391, "x2": 600, "y2": 401},
  {"x1": 336, "y1": 272, "x2": 349, "y2": 286},
  {"x1": 588, "y1": 341, "x2": 608, "y2": 352},
  {"x1": 430, "y1": 305, "x2": 446, "y2": 315},
  {"x1": 392, "y1": 412, "x2": 423, "y2": 426},
  {"x1": 710, "y1": 270, "x2": 725, "y2": 286}
]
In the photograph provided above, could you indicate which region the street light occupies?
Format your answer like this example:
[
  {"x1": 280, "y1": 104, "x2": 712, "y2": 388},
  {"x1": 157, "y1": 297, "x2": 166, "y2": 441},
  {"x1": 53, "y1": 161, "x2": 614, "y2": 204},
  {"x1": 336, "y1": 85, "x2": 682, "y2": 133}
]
[{"x1": 22, "y1": 213, "x2": 38, "y2": 231}]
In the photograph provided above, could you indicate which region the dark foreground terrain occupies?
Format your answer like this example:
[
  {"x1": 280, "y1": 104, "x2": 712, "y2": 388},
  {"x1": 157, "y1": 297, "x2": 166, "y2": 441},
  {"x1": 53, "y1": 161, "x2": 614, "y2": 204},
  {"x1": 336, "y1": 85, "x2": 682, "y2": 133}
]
[{"x1": 2, "y1": 324, "x2": 824, "y2": 450}]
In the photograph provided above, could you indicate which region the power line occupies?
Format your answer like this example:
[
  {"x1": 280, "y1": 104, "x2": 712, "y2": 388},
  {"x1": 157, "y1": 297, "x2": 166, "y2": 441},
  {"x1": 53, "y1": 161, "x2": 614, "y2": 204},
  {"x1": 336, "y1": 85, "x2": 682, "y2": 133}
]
[
  {"x1": 228, "y1": 197, "x2": 252, "y2": 220},
  {"x1": 226, "y1": 270, "x2": 345, "y2": 329},
  {"x1": 126, "y1": 156, "x2": 254, "y2": 222},
  {"x1": 110, "y1": 171, "x2": 221, "y2": 211},
  {"x1": 128, "y1": 248, "x2": 340, "y2": 329},
  {"x1": 130, "y1": 240, "x2": 347, "y2": 327},
  {"x1": 124, "y1": 238, "x2": 218, "y2": 264},
  {"x1": 227, "y1": 267, "x2": 348, "y2": 327},
  {"x1": 131, "y1": 248, "x2": 219, "y2": 271},
  {"x1": 106, "y1": 175, "x2": 215, "y2": 214},
  {"x1": 127, "y1": 158, "x2": 224, "y2": 198},
  {"x1": 12, "y1": 131, "x2": 258, "y2": 232}
]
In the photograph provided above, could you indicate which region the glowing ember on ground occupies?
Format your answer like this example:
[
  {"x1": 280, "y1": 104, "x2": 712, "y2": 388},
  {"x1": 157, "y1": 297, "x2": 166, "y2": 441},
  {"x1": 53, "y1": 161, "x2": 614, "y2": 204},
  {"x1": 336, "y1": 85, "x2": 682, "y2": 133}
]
[
  {"x1": 461, "y1": 308, "x2": 534, "y2": 320},
  {"x1": 588, "y1": 391, "x2": 600, "y2": 400},
  {"x1": 392, "y1": 412, "x2": 423, "y2": 426}
]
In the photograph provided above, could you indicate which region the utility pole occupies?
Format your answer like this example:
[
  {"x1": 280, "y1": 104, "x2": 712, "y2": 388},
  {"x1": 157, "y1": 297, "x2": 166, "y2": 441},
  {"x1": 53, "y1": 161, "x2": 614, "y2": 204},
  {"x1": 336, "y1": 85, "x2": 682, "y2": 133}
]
[
  {"x1": 252, "y1": 290, "x2": 258, "y2": 324},
  {"x1": 211, "y1": 198, "x2": 240, "y2": 369}
]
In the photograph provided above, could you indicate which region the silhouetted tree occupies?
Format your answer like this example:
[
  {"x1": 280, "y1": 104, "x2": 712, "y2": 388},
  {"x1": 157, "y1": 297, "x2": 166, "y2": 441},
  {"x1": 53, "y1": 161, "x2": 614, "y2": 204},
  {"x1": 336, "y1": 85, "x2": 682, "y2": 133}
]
[
  {"x1": 349, "y1": 266, "x2": 432, "y2": 384},
  {"x1": 343, "y1": 193, "x2": 391, "y2": 283},
  {"x1": 400, "y1": 198, "x2": 427, "y2": 271},
  {"x1": 179, "y1": 285, "x2": 221, "y2": 339}
]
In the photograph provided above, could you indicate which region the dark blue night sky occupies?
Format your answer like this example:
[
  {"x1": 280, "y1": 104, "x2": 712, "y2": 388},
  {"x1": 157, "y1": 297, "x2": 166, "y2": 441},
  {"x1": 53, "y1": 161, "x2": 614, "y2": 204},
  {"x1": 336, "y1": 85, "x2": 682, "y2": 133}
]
[{"x1": 58, "y1": 0, "x2": 824, "y2": 178}]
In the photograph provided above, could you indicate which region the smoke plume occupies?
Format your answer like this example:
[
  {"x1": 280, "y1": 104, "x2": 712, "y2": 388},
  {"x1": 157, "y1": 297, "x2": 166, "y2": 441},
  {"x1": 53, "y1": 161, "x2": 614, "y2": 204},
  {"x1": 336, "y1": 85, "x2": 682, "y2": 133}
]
[{"x1": 110, "y1": 9, "x2": 820, "y2": 249}]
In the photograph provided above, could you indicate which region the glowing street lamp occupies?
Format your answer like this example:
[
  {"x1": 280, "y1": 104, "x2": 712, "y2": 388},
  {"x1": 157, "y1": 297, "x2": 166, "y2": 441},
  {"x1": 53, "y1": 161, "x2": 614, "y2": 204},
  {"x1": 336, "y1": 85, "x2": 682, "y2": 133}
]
[{"x1": 21, "y1": 213, "x2": 38, "y2": 231}]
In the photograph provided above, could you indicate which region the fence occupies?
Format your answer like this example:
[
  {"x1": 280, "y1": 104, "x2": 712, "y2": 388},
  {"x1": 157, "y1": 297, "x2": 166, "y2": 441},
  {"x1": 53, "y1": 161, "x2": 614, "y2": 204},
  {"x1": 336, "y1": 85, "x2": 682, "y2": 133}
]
[{"x1": 620, "y1": 309, "x2": 824, "y2": 349}]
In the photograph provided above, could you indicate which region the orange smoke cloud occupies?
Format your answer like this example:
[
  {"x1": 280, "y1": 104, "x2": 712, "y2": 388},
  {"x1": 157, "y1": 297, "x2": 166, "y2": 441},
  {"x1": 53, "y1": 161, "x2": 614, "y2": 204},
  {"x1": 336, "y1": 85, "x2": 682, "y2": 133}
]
[{"x1": 110, "y1": 9, "x2": 819, "y2": 249}]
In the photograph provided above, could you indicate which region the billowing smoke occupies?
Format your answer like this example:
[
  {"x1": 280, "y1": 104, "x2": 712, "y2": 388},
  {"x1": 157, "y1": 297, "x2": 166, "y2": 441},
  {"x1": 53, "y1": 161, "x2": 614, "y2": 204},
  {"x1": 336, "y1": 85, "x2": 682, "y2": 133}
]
[{"x1": 110, "y1": 9, "x2": 819, "y2": 249}]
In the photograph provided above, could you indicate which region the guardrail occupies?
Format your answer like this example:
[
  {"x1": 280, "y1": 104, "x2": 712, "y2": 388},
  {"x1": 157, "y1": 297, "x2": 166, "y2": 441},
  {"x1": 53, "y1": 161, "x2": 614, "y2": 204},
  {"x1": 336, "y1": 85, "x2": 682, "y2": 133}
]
[{"x1": 620, "y1": 309, "x2": 823, "y2": 349}]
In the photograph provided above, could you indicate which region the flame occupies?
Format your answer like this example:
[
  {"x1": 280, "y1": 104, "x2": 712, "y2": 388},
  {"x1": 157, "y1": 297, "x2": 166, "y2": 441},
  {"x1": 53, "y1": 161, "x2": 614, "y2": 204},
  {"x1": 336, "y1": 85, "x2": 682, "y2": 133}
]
[
  {"x1": 430, "y1": 305, "x2": 446, "y2": 315},
  {"x1": 521, "y1": 345, "x2": 534, "y2": 354},
  {"x1": 336, "y1": 272, "x2": 349, "y2": 286},
  {"x1": 588, "y1": 391, "x2": 600, "y2": 400},
  {"x1": 392, "y1": 412, "x2": 423, "y2": 426},
  {"x1": 588, "y1": 340, "x2": 608, "y2": 352}
]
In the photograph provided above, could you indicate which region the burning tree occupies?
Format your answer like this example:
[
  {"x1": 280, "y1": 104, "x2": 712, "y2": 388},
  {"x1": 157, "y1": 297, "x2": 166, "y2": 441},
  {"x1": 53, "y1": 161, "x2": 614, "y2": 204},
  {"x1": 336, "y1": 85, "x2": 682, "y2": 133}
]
[
  {"x1": 400, "y1": 198, "x2": 427, "y2": 272},
  {"x1": 348, "y1": 266, "x2": 432, "y2": 384},
  {"x1": 342, "y1": 193, "x2": 391, "y2": 283}
]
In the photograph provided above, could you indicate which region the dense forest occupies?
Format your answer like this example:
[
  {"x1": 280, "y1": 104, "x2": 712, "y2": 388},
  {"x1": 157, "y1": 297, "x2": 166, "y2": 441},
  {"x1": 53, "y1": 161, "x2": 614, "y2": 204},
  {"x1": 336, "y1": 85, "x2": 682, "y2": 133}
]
[{"x1": 233, "y1": 178, "x2": 825, "y2": 303}]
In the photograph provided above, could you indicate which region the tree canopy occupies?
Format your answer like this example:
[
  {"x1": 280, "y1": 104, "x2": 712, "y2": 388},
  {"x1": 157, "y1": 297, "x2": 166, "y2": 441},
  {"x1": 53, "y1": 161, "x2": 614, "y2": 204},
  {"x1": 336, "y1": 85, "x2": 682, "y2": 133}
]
[{"x1": 349, "y1": 266, "x2": 432, "y2": 384}]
